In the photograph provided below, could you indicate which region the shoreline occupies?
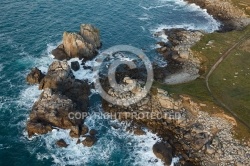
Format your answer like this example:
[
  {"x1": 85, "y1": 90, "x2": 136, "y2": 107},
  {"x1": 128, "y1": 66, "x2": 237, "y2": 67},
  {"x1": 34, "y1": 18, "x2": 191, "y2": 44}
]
[{"x1": 184, "y1": 0, "x2": 250, "y2": 31}]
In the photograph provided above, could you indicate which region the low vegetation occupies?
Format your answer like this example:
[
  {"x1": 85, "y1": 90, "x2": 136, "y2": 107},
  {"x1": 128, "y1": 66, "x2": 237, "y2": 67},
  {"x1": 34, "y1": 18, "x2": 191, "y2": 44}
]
[{"x1": 154, "y1": 25, "x2": 250, "y2": 140}]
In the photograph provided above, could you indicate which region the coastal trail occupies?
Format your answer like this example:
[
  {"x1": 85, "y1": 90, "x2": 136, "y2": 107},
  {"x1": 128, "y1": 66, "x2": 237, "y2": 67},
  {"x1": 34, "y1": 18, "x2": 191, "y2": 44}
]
[{"x1": 205, "y1": 34, "x2": 250, "y2": 130}]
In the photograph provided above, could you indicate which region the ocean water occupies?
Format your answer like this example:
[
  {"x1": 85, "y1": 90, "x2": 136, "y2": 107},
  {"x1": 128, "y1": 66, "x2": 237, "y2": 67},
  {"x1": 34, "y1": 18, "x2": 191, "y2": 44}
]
[{"x1": 0, "y1": 0, "x2": 220, "y2": 165}]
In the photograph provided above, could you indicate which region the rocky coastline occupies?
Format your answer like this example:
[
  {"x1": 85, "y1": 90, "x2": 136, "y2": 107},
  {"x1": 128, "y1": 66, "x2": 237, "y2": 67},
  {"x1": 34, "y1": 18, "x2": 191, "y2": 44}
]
[
  {"x1": 154, "y1": 0, "x2": 250, "y2": 85},
  {"x1": 184, "y1": 0, "x2": 250, "y2": 31},
  {"x1": 102, "y1": 83, "x2": 250, "y2": 165},
  {"x1": 25, "y1": 12, "x2": 250, "y2": 165}
]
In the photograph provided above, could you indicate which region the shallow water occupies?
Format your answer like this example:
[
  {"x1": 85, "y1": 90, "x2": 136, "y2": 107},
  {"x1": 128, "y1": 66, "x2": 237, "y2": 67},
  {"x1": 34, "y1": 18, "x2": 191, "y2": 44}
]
[{"x1": 0, "y1": 0, "x2": 220, "y2": 165}]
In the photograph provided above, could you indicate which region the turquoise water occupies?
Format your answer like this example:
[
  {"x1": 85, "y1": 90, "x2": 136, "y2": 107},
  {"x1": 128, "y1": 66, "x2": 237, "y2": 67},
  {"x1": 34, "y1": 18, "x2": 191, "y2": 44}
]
[{"x1": 0, "y1": 0, "x2": 219, "y2": 165}]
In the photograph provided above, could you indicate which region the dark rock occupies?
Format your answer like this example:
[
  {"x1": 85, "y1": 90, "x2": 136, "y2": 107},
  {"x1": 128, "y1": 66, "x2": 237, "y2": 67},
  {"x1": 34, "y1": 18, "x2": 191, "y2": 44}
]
[
  {"x1": 56, "y1": 139, "x2": 68, "y2": 148},
  {"x1": 71, "y1": 61, "x2": 80, "y2": 71},
  {"x1": 82, "y1": 136, "x2": 97, "y2": 147},
  {"x1": 26, "y1": 122, "x2": 52, "y2": 137},
  {"x1": 83, "y1": 66, "x2": 92, "y2": 70},
  {"x1": 69, "y1": 126, "x2": 80, "y2": 138},
  {"x1": 89, "y1": 129, "x2": 98, "y2": 136},
  {"x1": 76, "y1": 139, "x2": 81, "y2": 144},
  {"x1": 39, "y1": 61, "x2": 74, "y2": 90},
  {"x1": 26, "y1": 67, "x2": 45, "y2": 84},
  {"x1": 52, "y1": 44, "x2": 68, "y2": 60},
  {"x1": 133, "y1": 128, "x2": 146, "y2": 136},
  {"x1": 152, "y1": 142, "x2": 173, "y2": 165},
  {"x1": 81, "y1": 125, "x2": 89, "y2": 135},
  {"x1": 39, "y1": 61, "x2": 90, "y2": 111}
]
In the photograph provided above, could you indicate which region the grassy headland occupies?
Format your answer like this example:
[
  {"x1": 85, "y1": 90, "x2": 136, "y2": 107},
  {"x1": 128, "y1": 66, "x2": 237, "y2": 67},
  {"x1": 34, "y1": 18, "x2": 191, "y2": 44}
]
[{"x1": 154, "y1": 25, "x2": 250, "y2": 140}]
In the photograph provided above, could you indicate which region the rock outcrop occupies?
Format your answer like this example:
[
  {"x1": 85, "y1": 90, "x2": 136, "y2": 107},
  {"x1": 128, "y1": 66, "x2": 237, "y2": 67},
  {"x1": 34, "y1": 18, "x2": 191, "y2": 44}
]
[
  {"x1": 51, "y1": 44, "x2": 68, "y2": 60},
  {"x1": 71, "y1": 61, "x2": 80, "y2": 71},
  {"x1": 103, "y1": 86, "x2": 250, "y2": 165},
  {"x1": 26, "y1": 67, "x2": 45, "y2": 84},
  {"x1": 153, "y1": 142, "x2": 173, "y2": 165},
  {"x1": 27, "y1": 61, "x2": 90, "y2": 137},
  {"x1": 185, "y1": 0, "x2": 250, "y2": 31},
  {"x1": 80, "y1": 24, "x2": 101, "y2": 48},
  {"x1": 155, "y1": 29, "x2": 203, "y2": 84},
  {"x1": 52, "y1": 24, "x2": 101, "y2": 60}
]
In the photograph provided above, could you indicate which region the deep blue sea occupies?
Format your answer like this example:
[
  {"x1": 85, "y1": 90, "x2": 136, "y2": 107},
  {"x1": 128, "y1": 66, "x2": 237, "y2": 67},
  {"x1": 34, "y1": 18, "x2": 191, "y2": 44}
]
[{"x1": 0, "y1": 0, "x2": 220, "y2": 165}]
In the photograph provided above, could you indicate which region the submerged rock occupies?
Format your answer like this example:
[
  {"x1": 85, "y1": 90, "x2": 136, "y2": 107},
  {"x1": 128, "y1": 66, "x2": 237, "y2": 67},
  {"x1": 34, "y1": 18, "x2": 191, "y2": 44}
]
[
  {"x1": 82, "y1": 136, "x2": 97, "y2": 147},
  {"x1": 71, "y1": 61, "x2": 80, "y2": 71},
  {"x1": 56, "y1": 139, "x2": 68, "y2": 148},
  {"x1": 89, "y1": 129, "x2": 98, "y2": 136},
  {"x1": 26, "y1": 67, "x2": 45, "y2": 84}
]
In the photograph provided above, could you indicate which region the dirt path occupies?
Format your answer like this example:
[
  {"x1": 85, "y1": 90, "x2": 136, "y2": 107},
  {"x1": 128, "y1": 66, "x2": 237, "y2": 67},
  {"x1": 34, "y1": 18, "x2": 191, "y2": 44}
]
[{"x1": 205, "y1": 35, "x2": 250, "y2": 129}]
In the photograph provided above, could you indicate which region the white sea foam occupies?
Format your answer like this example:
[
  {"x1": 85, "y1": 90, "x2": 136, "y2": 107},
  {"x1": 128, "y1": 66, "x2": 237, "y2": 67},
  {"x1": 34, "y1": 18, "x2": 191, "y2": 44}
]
[
  {"x1": 35, "y1": 43, "x2": 57, "y2": 73},
  {"x1": 138, "y1": 0, "x2": 191, "y2": 12},
  {"x1": 33, "y1": 104, "x2": 179, "y2": 166},
  {"x1": 138, "y1": 13, "x2": 151, "y2": 21},
  {"x1": 17, "y1": 85, "x2": 42, "y2": 109},
  {"x1": 148, "y1": 0, "x2": 220, "y2": 33},
  {"x1": 38, "y1": 114, "x2": 165, "y2": 166}
]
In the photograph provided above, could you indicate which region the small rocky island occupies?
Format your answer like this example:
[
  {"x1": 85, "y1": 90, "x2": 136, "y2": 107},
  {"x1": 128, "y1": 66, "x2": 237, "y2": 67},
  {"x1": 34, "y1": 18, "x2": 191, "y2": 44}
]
[{"x1": 26, "y1": 24, "x2": 100, "y2": 146}]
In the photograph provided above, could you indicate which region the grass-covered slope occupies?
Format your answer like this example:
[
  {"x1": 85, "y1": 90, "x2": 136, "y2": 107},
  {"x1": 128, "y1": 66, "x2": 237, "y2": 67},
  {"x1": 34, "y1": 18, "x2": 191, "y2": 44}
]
[{"x1": 154, "y1": 25, "x2": 250, "y2": 139}]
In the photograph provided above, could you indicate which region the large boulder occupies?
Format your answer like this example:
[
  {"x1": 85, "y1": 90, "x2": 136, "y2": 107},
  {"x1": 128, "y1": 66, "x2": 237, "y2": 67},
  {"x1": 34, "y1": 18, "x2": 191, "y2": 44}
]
[
  {"x1": 71, "y1": 61, "x2": 80, "y2": 71},
  {"x1": 39, "y1": 61, "x2": 74, "y2": 90},
  {"x1": 80, "y1": 24, "x2": 101, "y2": 48},
  {"x1": 56, "y1": 139, "x2": 68, "y2": 148},
  {"x1": 26, "y1": 67, "x2": 45, "y2": 84},
  {"x1": 63, "y1": 32, "x2": 97, "y2": 60},
  {"x1": 52, "y1": 44, "x2": 68, "y2": 60},
  {"x1": 27, "y1": 89, "x2": 81, "y2": 137},
  {"x1": 26, "y1": 122, "x2": 52, "y2": 137},
  {"x1": 82, "y1": 136, "x2": 97, "y2": 147},
  {"x1": 153, "y1": 142, "x2": 173, "y2": 165}
]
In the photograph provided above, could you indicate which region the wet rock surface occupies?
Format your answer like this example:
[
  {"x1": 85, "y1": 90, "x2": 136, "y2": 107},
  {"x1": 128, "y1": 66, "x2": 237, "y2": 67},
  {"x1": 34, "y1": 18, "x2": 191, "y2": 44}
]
[
  {"x1": 26, "y1": 67, "x2": 45, "y2": 84},
  {"x1": 153, "y1": 142, "x2": 173, "y2": 165},
  {"x1": 82, "y1": 135, "x2": 97, "y2": 147},
  {"x1": 56, "y1": 139, "x2": 68, "y2": 148},
  {"x1": 71, "y1": 61, "x2": 80, "y2": 71}
]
